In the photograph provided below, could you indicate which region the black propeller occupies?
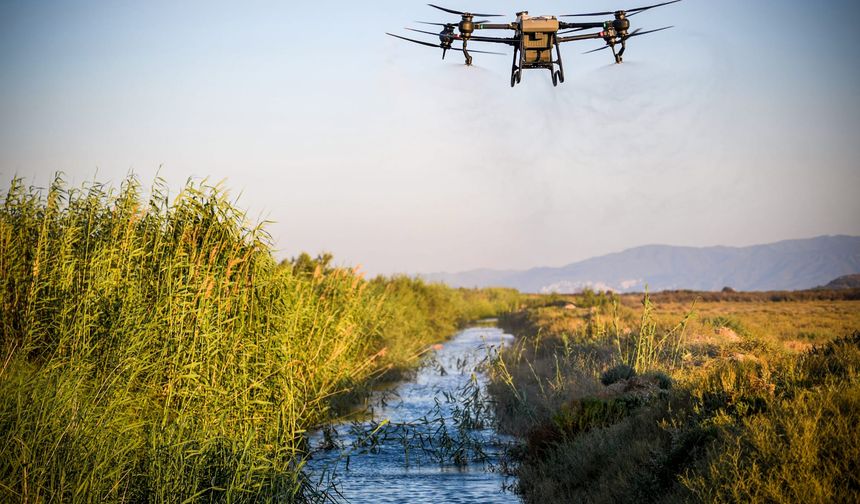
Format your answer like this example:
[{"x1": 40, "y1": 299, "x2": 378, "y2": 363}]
[
  {"x1": 558, "y1": 26, "x2": 593, "y2": 35},
  {"x1": 427, "y1": 4, "x2": 503, "y2": 17},
  {"x1": 563, "y1": 0, "x2": 681, "y2": 17},
  {"x1": 386, "y1": 33, "x2": 505, "y2": 55},
  {"x1": 583, "y1": 26, "x2": 673, "y2": 54},
  {"x1": 416, "y1": 19, "x2": 489, "y2": 27},
  {"x1": 416, "y1": 21, "x2": 456, "y2": 27},
  {"x1": 406, "y1": 27, "x2": 456, "y2": 39}
]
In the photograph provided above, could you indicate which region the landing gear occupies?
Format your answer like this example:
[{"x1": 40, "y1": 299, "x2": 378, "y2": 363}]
[
  {"x1": 462, "y1": 40, "x2": 473, "y2": 66},
  {"x1": 510, "y1": 38, "x2": 567, "y2": 88},
  {"x1": 617, "y1": 40, "x2": 627, "y2": 64},
  {"x1": 510, "y1": 46, "x2": 521, "y2": 87},
  {"x1": 610, "y1": 40, "x2": 626, "y2": 64},
  {"x1": 511, "y1": 70, "x2": 522, "y2": 87},
  {"x1": 554, "y1": 39, "x2": 565, "y2": 84}
]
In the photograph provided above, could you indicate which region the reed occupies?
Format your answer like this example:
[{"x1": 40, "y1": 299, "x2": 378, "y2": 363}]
[
  {"x1": 614, "y1": 292, "x2": 694, "y2": 373},
  {"x1": 0, "y1": 174, "x2": 518, "y2": 502}
]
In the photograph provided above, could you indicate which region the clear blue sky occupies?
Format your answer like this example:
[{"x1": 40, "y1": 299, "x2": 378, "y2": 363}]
[{"x1": 2, "y1": 1, "x2": 859, "y2": 275}]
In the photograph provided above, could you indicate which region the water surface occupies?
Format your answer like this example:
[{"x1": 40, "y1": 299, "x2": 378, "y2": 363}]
[{"x1": 306, "y1": 326, "x2": 520, "y2": 503}]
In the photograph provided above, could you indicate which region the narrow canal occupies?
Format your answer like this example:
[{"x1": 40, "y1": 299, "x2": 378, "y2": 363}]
[{"x1": 306, "y1": 325, "x2": 520, "y2": 503}]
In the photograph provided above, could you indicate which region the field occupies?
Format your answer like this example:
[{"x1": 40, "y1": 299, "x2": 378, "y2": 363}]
[
  {"x1": 489, "y1": 290, "x2": 860, "y2": 503},
  {"x1": 0, "y1": 176, "x2": 520, "y2": 502},
  {"x1": 3, "y1": 175, "x2": 857, "y2": 503}
]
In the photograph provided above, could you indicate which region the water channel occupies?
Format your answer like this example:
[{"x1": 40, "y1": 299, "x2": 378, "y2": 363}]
[{"x1": 305, "y1": 325, "x2": 521, "y2": 503}]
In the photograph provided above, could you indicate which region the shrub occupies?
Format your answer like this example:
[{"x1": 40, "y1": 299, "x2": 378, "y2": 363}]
[
  {"x1": 601, "y1": 364, "x2": 636, "y2": 385},
  {"x1": 643, "y1": 370, "x2": 673, "y2": 390}
]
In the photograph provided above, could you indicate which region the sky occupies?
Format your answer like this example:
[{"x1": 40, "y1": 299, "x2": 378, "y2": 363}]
[{"x1": 1, "y1": 0, "x2": 859, "y2": 275}]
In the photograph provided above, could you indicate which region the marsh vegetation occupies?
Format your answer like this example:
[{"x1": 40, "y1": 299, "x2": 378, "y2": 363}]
[
  {"x1": 0, "y1": 176, "x2": 519, "y2": 502},
  {"x1": 2, "y1": 175, "x2": 857, "y2": 503},
  {"x1": 488, "y1": 289, "x2": 860, "y2": 503}
]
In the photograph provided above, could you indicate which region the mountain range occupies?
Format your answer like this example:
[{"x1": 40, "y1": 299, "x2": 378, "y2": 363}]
[{"x1": 424, "y1": 235, "x2": 860, "y2": 293}]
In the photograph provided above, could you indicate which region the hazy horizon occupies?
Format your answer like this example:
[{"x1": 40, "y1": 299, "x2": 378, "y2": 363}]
[
  {"x1": 422, "y1": 234, "x2": 860, "y2": 274},
  {"x1": 3, "y1": 1, "x2": 859, "y2": 276}
]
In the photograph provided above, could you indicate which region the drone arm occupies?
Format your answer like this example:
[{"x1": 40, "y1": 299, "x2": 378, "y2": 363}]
[
  {"x1": 559, "y1": 21, "x2": 603, "y2": 30},
  {"x1": 404, "y1": 29, "x2": 514, "y2": 45},
  {"x1": 467, "y1": 35, "x2": 518, "y2": 45},
  {"x1": 474, "y1": 23, "x2": 516, "y2": 30},
  {"x1": 557, "y1": 32, "x2": 605, "y2": 43}
]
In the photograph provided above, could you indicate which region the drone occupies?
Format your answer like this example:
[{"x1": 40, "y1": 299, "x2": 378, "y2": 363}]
[{"x1": 387, "y1": 1, "x2": 681, "y2": 87}]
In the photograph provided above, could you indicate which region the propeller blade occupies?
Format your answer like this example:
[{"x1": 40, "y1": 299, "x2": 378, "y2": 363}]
[
  {"x1": 415, "y1": 19, "x2": 489, "y2": 27},
  {"x1": 564, "y1": 0, "x2": 681, "y2": 17},
  {"x1": 386, "y1": 32, "x2": 444, "y2": 49},
  {"x1": 406, "y1": 27, "x2": 457, "y2": 39},
  {"x1": 427, "y1": 3, "x2": 503, "y2": 17},
  {"x1": 627, "y1": 0, "x2": 682, "y2": 15},
  {"x1": 581, "y1": 26, "x2": 672, "y2": 54},
  {"x1": 416, "y1": 21, "x2": 454, "y2": 27},
  {"x1": 583, "y1": 45, "x2": 611, "y2": 54},
  {"x1": 459, "y1": 47, "x2": 507, "y2": 55},
  {"x1": 558, "y1": 27, "x2": 592, "y2": 35},
  {"x1": 387, "y1": 33, "x2": 506, "y2": 56},
  {"x1": 563, "y1": 10, "x2": 615, "y2": 17},
  {"x1": 626, "y1": 25, "x2": 673, "y2": 37}
]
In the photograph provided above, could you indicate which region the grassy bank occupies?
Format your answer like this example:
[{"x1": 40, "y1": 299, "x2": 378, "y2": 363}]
[
  {"x1": 0, "y1": 175, "x2": 519, "y2": 502},
  {"x1": 489, "y1": 291, "x2": 860, "y2": 502}
]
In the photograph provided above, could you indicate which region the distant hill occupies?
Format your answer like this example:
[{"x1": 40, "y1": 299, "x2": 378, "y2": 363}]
[
  {"x1": 820, "y1": 274, "x2": 860, "y2": 290},
  {"x1": 425, "y1": 236, "x2": 860, "y2": 293}
]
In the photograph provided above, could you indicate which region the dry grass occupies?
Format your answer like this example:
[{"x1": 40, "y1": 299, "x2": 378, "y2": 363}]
[
  {"x1": 490, "y1": 291, "x2": 860, "y2": 503},
  {"x1": 655, "y1": 299, "x2": 860, "y2": 348}
]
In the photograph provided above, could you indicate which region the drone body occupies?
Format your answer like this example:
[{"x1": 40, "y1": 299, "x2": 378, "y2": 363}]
[
  {"x1": 512, "y1": 13, "x2": 564, "y2": 86},
  {"x1": 387, "y1": 2, "x2": 681, "y2": 87}
]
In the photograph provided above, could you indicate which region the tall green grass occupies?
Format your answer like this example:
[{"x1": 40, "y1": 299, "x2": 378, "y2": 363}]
[
  {"x1": 614, "y1": 292, "x2": 693, "y2": 373},
  {"x1": 0, "y1": 175, "x2": 518, "y2": 502}
]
